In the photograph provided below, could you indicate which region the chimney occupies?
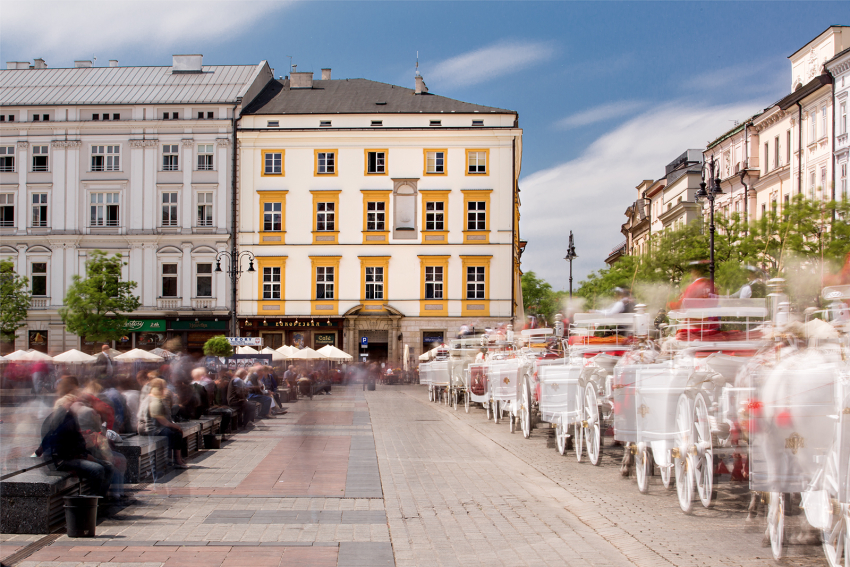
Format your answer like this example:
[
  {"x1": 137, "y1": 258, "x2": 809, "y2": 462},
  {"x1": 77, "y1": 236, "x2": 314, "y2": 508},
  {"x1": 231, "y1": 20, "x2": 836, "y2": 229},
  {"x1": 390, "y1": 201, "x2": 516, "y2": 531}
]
[
  {"x1": 33, "y1": 58, "x2": 47, "y2": 69},
  {"x1": 7, "y1": 62, "x2": 30, "y2": 70},
  {"x1": 321, "y1": 68, "x2": 331, "y2": 80},
  {"x1": 109, "y1": 60, "x2": 119, "y2": 67},
  {"x1": 415, "y1": 74, "x2": 428, "y2": 94},
  {"x1": 172, "y1": 54, "x2": 203, "y2": 73},
  {"x1": 74, "y1": 60, "x2": 92, "y2": 68},
  {"x1": 290, "y1": 71, "x2": 314, "y2": 89}
]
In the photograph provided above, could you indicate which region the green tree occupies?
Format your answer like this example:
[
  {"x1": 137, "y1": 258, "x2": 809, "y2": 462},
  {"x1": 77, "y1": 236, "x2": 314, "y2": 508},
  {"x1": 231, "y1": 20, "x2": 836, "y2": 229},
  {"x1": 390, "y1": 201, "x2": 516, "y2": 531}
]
[
  {"x1": 0, "y1": 260, "x2": 31, "y2": 343},
  {"x1": 521, "y1": 271, "x2": 561, "y2": 324},
  {"x1": 60, "y1": 250, "x2": 141, "y2": 343},
  {"x1": 203, "y1": 335, "x2": 233, "y2": 357}
]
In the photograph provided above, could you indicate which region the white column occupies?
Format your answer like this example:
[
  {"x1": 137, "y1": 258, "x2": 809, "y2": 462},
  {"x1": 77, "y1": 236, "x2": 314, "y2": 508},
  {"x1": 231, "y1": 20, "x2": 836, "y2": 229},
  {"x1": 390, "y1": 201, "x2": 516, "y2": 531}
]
[
  {"x1": 67, "y1": 141, "x2": 80, "y2": 233},
  {"x1": 51, "y1": 142, "x2": 66, "y2": 231},
  {"x1": 182, "y1": 242, "x2": 192, "y2": 308},
  {"x1": 129, "y1": 141, "x2": 145, "y2": 231},
  {"x1": 50, "y1": 244, "x2": 64, "y2": 305},
  {"x1": 182, "y1": 139, "x2": 193, "y2": 232},
  {"x1": 143, "y1": 244, "x2": 156, "y2": 307},
  {"x1": 16, "y1": 244, "x2": 26, "y2": 278},
  {"x1": 17, "y1": 142, "x2": 27, "y2": 234},
  {"x1": 217, "y1": 138, "x2": 229, "y2": 231},
  {"x1": 216, "y1": 242, "x2": 228, "y2": 311},
  {"x1": 128, "y1": 244, "x2": 143, "y2": 304},
  {"x1": 65, "y1": 244, "x2": 77, "y2": 299},
  {"x1": 143, "y1": 142, "x2": 157, "y2": 230}
]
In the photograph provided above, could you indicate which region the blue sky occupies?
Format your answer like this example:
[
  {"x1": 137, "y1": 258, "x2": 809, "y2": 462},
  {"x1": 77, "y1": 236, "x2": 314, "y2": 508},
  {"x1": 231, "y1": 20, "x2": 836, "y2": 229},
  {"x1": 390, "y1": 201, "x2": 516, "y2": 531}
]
[{"x1": 2, "y1": 1, "x2": 849, "y2": 288}]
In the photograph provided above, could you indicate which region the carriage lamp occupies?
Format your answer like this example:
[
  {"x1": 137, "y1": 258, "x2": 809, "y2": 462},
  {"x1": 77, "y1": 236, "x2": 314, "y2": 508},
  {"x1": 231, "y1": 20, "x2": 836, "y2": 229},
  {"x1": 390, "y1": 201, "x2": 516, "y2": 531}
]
[{"x1": 694, "y1": 155, "x2": 724, "y2": 285}]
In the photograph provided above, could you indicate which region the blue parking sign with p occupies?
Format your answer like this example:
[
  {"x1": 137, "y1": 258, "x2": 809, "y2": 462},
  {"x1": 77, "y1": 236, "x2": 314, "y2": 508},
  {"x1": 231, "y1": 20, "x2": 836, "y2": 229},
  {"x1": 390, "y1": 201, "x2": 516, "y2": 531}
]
[{"x1": 361, "y1": 337, "x2": 368, "y2": 347}]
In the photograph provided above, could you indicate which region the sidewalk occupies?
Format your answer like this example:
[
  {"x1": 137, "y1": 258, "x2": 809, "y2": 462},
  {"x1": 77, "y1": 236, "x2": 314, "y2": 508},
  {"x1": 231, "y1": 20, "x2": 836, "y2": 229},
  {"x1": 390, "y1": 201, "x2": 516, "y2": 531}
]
[{"x1": 0, "y1": 386, "x2": 393, "y2": 567}]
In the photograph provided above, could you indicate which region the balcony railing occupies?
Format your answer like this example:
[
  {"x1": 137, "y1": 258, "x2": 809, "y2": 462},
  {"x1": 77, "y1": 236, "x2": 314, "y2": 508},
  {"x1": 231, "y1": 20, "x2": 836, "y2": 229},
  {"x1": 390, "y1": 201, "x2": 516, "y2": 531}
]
[
  {"x1": 30, "y1": 297, "x2": 50, "y2": 309},
  {"x1": 157, "y1": 298, "x2": 181, "y2": 310},
  {"x1": 192, "y1": 298, "x2": 215, "y2": 310},
  {"x1": 610, "y1": 240, "x2": 627, "y2": 254}
]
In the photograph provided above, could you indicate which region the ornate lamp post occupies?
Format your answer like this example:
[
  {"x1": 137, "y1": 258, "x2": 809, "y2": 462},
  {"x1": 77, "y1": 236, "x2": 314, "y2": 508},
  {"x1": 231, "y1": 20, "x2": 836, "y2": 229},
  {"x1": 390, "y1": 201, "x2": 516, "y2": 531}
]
[
  {"x1": 565, "y1": 231, "x2": 578, "y2": 299},
  {"x1": 215, "y1": 250, "x2": 256, "y2": 337},
  {"x1": 694, "y1": 156, "x2": 724, "y2": 285}
]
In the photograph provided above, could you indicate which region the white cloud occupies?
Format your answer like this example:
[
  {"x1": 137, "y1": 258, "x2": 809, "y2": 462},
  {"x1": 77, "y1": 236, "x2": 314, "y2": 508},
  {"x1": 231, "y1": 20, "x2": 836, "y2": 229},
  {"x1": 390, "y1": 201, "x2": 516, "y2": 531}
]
[
  {"x1": 518, "y1": 100, "x2": 764, "y2": 290},
  {"x1": 427, "y1": 40, "x2": 555, "y2": 89},
  {"x1": 0, "y1": 0, "x2": 284, "y2": 65},
  {"x1": 557, "y1": 100, "x2": 646, "y2": 129}
]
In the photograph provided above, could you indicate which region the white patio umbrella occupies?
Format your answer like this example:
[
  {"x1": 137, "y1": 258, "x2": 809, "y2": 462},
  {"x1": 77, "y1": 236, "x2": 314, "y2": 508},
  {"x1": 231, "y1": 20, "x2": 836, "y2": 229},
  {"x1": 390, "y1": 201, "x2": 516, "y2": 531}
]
[
  {"x1": 21, "y1": 350, "x2": 53, "y2": 362},
  {"x1": 261, "y1": 346, "x2": 288, "y2": 361},
  {"x1": 287, "y1": 346, "x2": 326, "y2": 360},
  {"x1": 318, "y1": 345, "x2": 352, "y2": 360},
  {"x1": 4, "y1": 350, "x2": 30, "y2": 361},
  {"x1": 279, "y1": 345, "x2": 301, "y2": 357},
  {"x1": 52, "y1": 349, "x2": 97, "y2": 364},
  {"x1": 114, "y1": 348, "x2": 164, "y2": 362},
  {"x1": 236, "y1": 346, "x2": 259, "y2": 355}
]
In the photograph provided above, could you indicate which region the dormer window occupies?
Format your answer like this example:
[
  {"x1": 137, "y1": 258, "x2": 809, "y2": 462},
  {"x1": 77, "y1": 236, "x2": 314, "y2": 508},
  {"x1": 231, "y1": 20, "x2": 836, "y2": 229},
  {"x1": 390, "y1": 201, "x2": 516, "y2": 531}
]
[
  {"x1": 472, "y1": 120, "x2": 484, "y2": 126},
  {"x1": 371, "y1": 120, "x2": 383, "y2": 127},
  {"x1": 320, "y1": 120, "x2": 332, "y2": 128},
  {"x1": 430, "y1": 120, "x2": 441, "y2": 127},
  {"x1": 267, "y1": 120, "x2": 279, "y2": 127}
]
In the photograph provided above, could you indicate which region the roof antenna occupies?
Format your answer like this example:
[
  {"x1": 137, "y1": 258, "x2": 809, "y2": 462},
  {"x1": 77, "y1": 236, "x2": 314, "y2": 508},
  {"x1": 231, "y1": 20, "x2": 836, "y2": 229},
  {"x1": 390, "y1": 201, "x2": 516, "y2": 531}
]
[
  {"x1": 287, "y1": 55, "x2": 293, "y2": 74},
  {"x1": 415, "y1": 51, "x2": 420, "y2": 77},
  {"x1": 93, "y1": 56, "x2": 97, "y2": 66}
]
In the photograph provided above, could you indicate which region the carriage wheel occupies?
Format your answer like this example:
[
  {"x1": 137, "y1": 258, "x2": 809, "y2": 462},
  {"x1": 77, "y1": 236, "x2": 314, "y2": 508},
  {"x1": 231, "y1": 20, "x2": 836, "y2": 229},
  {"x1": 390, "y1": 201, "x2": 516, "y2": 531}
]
[
  {"x1": 693, "y1": 393, "x2": 714, "y2": 508},
  {"x1": 493, "y1": 400, "x2": 501, "y2": 424},
  {"x1": 556, "y1": 420, "x2": 567, "y2": 456},
  {"x1": 584, "y1": 384, "x2": 602, "y2": 466},
  {"x1": 464, "y1": 390, "x2": 470, "y2": 413},
  {"x1": 520, "y1": 376, "x2": 532, "y2": 439},
  {"x1": 574, "y1": 418, "x2": 584, "y2": 463},
  {"x1": 636, "y1": 446, "x2": 651, "y2": 494},
  {"x1": 767, "y1": 492, "x2": 785, "y2": 561},
  {"x1": 675, "y1": 393, "x2": 694, "y2": 514},
  {"x1": 822, "y1": 450, "x2": 849, "y2": 567}
]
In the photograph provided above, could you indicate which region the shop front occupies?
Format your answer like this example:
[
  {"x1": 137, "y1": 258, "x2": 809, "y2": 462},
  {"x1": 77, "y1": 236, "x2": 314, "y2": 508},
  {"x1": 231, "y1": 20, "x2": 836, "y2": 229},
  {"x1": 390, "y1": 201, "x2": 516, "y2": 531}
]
[
  {"x1": 169, "y1": 320, "x2": 229, "y2": 355},
  {"x1": 422, "y1": 331, "x2": 445, "y2": 354},
  {"x1": 240, "y1": 318, "x2": 344, "y2": 351},
  {"x1": 80, "y1": 319, "x2": 168, "y2": 354}
]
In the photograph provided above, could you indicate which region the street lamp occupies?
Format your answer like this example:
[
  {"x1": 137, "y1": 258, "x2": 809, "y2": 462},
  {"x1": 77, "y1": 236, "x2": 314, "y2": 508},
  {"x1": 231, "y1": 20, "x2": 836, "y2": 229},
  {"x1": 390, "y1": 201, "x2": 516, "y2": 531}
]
[
  {"x1": 694, "y1": 156, "x2": 724, "y2": 285},
  {"x1": 215, "y1": 250, "x2": 256, "y2": 336},
  {"x1": 565, "y1": 231, "x2": 578, "y2": 299}
]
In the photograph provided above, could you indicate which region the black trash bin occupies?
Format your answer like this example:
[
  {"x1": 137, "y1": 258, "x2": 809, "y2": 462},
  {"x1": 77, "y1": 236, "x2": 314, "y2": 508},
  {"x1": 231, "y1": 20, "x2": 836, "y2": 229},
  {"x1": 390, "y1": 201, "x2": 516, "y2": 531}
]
[
  {"x1": 64, "y1": 495, "x2": 100, "y2": 537},
  {"x1": 367, "y1": 380, "x2": 376, "y2": 391}
]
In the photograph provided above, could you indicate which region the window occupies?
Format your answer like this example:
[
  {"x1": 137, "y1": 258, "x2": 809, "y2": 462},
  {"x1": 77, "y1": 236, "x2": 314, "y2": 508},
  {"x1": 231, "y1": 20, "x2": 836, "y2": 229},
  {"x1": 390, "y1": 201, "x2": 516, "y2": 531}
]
[
  {"x1": 316, "y1": 266, "x2": 334, "y2": 299},
  {"x1": 0, "y1": 194, "x2": 14, "y2": 226},
  {"x1": 263, "y1": 202, "x2": 282, "y2": 231},
  {"x1": 425, "y1": 266, "x2": 443, "y2": 299},
  {"x1": 787, "y1": 129, "x2": 792, "y2": 164},
  {"x1": 366, "y1": 202, "x2": 385, "y2": 231},
  {"x1": 822, "y1": 106, "x2": 827, "y2": 139},
  {"x1": 42, "y1": 114, "x2": 49, "y2": 121},
  {"x1": 267, "y1": 120, "x2": 279, "y2": 128},
  {"x1": 371, "y1": 120, "x2": 383, "y2": 127},
  {"x1": 0, "y1": 146, "x2": 15, "y2": 172},
  {"x1": 31, "y1": 193, "x2": 47, "y2": 227},
  {"x1": 365, "y1": 267, "x2": 384, "y2": 300},
  {"x1": 472, "y1": 119, "x2": 484, "y2": 126},
  {"x1": 320, "y1": 120, "x2": 331, "y2": 127},
  {"x1": 263, "y1": 267, "x2": 281, "y2": 300},
  {"x1": 821, "y1": 166, "x2": 827, "y2": 196},
  {"x1": 197, "y1": 192, "x2": 214, "y2": 227},
  {"x1": 32, "y1": 146, "x2": 48, "y2": 171},
  {"x1": 425, "y1": 201, "x2": 444, "y2": 231},
  {"x1": 467, "y1": 150, "x2": 487, "y2": 174},
  {"x1": 811, "y1": 111, "x2": 817, "y2": 143},
  {"x1": 841, "y1": 102, "x2": 847, "y2": 135},
  {"x1": 366, "y1": 151, "x2": 385, "y2": 174},
  {"x1": 161, "y1": 192, "x2": 178, "y2": 226},
  {"x1": 467, "y1": 201, "x2": 486, "y2": 230},
  {"x1": 430, "y1": 120, "x2": 441, "y2": 127},
  {"x1": 764, "y1": 142, "x2": 769, "y2": 173},
  {"x1": 161, "y1": 264, "x2": 177, "y2": 297},
  {"x1": 91, "y1": 145, "x2": 120, "y2": 171},
  {"x1": 842, "y1": 163, "x2": 847, "y2": 200},
  {"x1": 162, "y1": 144, "x2": 179, "y2": 171},
  {"x1": 113, "y1": 113, "x2": 120, "y2": 120},
  {"x1": 90, "y1": 192, "x2": 119, "y2": 226},
  {"x1": 316, "y1": 202, "x2": 334, "y2": 231},
  {"x1": 774, "y1": 136, "x2": 779, "y2": 168},
  {"x1": 92, "y1": 114, "x2": 100, "y2": 121},
  {"x1": 761, "y1": 203, "x2": 767, "y2": 218},
  {"x1": 263, "y1": 150, "x2": 283, "y2": 175},
  {"x1": 32, "y1": 115, "x2": 39, "y2": 122},
  {"x1": 163, "y1": 112, "x2": 178, "y2": 120},
  {"x1": 466, "y1": 266, "x2": 485, "y2": 299},
  {"x1": 196, "y1": 264, "x2": 212, "y2": 297},
  {"x1": 197, "y1": 112, "x2": 204, "y2": 119},
  {"x1": 31, "y1": 263, "x2": 47, "y2": 296},
  {"x1": 316, "y1": 151, "x2": 335, "y2": 174},
  {"x1": 425, "y1": 150, "x2": 445, "y2": 174},
  {"x1": 197, "y1": 144, "x2": 214, "y2": 170}
]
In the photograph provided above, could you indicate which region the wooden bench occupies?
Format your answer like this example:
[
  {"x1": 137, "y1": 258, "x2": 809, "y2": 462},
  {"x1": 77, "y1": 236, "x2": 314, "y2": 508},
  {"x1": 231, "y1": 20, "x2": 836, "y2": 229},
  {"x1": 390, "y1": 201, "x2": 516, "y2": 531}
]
[
  {"x1": 0, "y1": 467, "x2": 91, "y2": 534},
  {"x1": 206, "y1": 407, "x2": 235, "y2": 434},
  {"x1": 111, "y1": 436, "x2": 169, "y2": 483},
  {"x1": 175, "y1": 421, "x2": 203, "y2": 459},
  {"x1": 198, "y1": 415, "x2": 223, "y2": 448}
]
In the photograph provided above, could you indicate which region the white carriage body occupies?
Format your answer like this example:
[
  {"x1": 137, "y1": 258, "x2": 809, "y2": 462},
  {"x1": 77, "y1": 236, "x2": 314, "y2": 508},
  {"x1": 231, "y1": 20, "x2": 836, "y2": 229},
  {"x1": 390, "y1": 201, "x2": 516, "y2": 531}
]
[
  {"x1": 634, "y1": 361, "x2": 688, "y2": 465},
  {"x1": 429, "y1": 360, "x2": 451, "y2": 388},
  {"x1": 537, "y1": 359, "x2": 582, "y2": 425},
  {"x1": 418, "y1": 362, "x2": 432, "y2": 386},
  {"x1": 466, "y1": 362, "x2": 490, "y2": 404},
  {"x1": 488, "y1": 358, "x2": 522, "y2": 404}
]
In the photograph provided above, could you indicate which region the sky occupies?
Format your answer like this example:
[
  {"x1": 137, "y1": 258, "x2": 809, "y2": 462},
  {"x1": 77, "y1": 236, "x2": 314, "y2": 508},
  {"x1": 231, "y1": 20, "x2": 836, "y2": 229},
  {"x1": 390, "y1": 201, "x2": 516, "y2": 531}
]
[{"x1": 2, "y1": 1, "x2": 849, "y2": 289}]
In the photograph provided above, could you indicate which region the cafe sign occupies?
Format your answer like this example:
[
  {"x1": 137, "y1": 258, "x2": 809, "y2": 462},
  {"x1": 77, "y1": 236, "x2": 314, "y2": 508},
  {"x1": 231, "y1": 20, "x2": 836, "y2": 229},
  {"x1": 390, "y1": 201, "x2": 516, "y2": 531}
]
[
  {"x1": 257, "y1": 319, "x2": 336, "y2": 328},
  {"x1": 170, "y1": 320, "x2": 228, "y2": 331},
  {"x1": 123, "y1": 319, "x2": 166, "y2": 332}
]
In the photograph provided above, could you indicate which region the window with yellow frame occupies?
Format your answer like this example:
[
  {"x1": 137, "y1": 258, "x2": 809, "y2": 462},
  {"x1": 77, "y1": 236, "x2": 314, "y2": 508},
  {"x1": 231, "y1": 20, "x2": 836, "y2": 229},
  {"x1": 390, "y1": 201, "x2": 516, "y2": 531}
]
[
  {"x1": 423, "y1": 149, "x2": 447, "y2": 176},
  {"x1": 256, "y1": 256, "x2": 286, "y2": 314},
  {"x1": 465, "y1": 148, "x2": 489, "y2": 176},
  {"x1": 359, "y1": 256, "x2": 389, "y2": 307},
  {"x1": 310, "y1": 190, "x2": 340, "y2": 244},
  {"x1": 314, "y1": 149, "x2": 338, "y2": 176},
  {"x1": 461, "y1": 255, "x2": 491, "y2": 317},
  {"x1": 461, "y1": 189, "x2": 492, "y2": 244},
  {"x1": 257, "y1": 190, "x2": 287, "y2": 245},
  {"x1": 360, "y1": 189, "x2": 390, "y2": 243},
  {"x1": 261, "y1": 149, "x2": 284, "y2": 176},
  {"x1": 418, "y1": 255, "x2": 448, "y2": 316},
  {"x1": 364, "y1": 149, "x2": 388, "y2": 175},
  {"x1": 420, "y1": 190, "x2": 449, "y2": 243},
  {"x1": 310, "y1": 255, "x2": 341, "y2": 315}
]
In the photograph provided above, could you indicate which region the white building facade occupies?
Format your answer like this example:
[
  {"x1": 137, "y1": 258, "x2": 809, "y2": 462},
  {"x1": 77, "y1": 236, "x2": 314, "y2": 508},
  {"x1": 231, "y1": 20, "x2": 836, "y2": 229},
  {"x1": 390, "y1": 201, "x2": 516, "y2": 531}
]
[
  {"x1": 0, "y1": 55, "x2": 272, "y2": 354},
  {"x1": 236, "y1": 70, "x2": 523, "y2": 364}
]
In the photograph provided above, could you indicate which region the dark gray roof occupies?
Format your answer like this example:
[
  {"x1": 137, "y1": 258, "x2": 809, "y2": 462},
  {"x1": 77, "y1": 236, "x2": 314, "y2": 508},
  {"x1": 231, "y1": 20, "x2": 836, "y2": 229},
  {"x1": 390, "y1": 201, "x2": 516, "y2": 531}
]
[{"x1": 242, "y1": 78, "x2": 514, "y2": 115}]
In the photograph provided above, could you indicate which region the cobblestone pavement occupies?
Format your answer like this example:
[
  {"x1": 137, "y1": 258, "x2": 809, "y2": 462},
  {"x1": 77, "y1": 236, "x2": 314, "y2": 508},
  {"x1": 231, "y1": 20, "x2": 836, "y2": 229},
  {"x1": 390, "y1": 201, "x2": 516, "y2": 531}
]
[{"x1": 0, "y1": 384, "x2": 830, "y2": 567}]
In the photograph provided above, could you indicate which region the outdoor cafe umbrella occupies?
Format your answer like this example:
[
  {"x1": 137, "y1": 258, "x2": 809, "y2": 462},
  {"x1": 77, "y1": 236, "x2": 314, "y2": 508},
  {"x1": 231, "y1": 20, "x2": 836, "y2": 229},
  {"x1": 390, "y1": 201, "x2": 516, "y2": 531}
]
[
  {"x1": 287, "y1": 347, "x2": 327, "y2": 360},
  {"x1": 4, "y1": 350, "x2": 30, "y2": 361},
  {"x1": 261, "y1": 347, "x2": 288, "y2": 361},
  {"x1": 276, "y1": 345, "x2": 299, "y2": 357},
  {"x1": 114, "y1": 349, "x2": 164, "y2": 363},
  {"x1": 317, "y1": 345, "x2": 352, "y2": 361},
  {"x1": 236, "y1": 346, "x2": 259, "y2": 355},
  {"x1": 20, "y1": 350, "x2": 53, "y2": 362},
  {"x1": 52, "y1": 349, "x2": 96, "y2": 363}
]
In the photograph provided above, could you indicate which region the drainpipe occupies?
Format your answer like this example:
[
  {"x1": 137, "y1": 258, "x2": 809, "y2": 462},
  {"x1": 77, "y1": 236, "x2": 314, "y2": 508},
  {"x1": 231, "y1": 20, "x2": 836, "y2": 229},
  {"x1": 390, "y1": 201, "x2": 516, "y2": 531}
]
[
  {"x1": 511, "y1": 136, "x2": 516, "y2": 323},
  {"x1": 832, "y1": 74, "x2": 837, "y2": 220},
  {"x1": 797, "y1": 102, "x2": 803, "y2": 196},
  {"x1": 739, "y1": 169, "x2": 749, "y2": 237},
  {"x1": 743, "y1": 121, "x2": 749, "y2": 225},
  {"x1": 231, "y1": 101, "x2": 239, "y2": 337}
]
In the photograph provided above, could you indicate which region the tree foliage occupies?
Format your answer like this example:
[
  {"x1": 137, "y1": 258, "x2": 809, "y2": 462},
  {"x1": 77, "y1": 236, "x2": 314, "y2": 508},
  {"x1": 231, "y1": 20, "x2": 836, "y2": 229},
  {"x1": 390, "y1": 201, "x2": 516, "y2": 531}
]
[
  {"x1": 521, "y1": 271, "x2": 564, "y2": 325},
  {"x1": 59, "y1": 250, "x2": 141, "y2": 342},
  {"x1": 203, "y1": 335, "x2": 233, "y2": 357},
  {"x1": 0, "y1": 260, "x2": 31, "y2": 342}
]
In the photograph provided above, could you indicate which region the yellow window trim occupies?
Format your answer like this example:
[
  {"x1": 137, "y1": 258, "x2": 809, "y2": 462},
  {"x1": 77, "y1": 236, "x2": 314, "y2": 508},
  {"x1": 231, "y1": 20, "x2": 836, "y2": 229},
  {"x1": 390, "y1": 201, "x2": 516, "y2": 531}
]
[
  {"x1": 310, "y1": 190, "x2": 341, "y2": 244},
  {"x1": 260, "y1": 149, "x2": 285, "y2": 177},
  {"x1": 309, "y1": 255, "x2": 342, "y2": 315},
  {"x1": 465, "y1": 148, "x2": 490, "y2": 176},
  {"x1": 460, "y1": 255, "x2": 491, "y2": 317},
  {"x1": 461, "y1": 189, "x2": 492, "y2": 244},
  {"x1": 358, "y1": 256, "x2": 390, "y2": 305},
  {"x1": 256, "y1": 256, "x2": 287, "y2": 314},
  {"x1": 364, "y1": 148, "x2": 389, "y2": 176},
  {"x1": 360, "y1": 189, "x2": 391, "y2": 244},
  {"x1": 418, "y1": 255, "x2": 449, "y2": 317},
  {"x1": 423, "y1": 148, "x2": 448, "y2": 176},
  {"x1": 420, "y1": 190, "x2": 450, "y2": 243},
  {"x1": 257, "y1": 190, "x2": 288, "y2": 245},
  {"x1": 314, "y1": 148, "x2": 339, "y2": 177}
]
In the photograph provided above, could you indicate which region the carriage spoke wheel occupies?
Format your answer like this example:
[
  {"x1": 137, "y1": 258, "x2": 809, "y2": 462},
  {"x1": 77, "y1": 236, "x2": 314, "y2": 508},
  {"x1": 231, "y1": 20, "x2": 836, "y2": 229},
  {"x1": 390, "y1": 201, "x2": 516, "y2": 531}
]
[
  {"x1": 464, "y1": 390, "x2": 470, "y2": 413},
  {"x1": 493, "y1": 400, "x2": 501, "y2": 424},
  {"x1": 636, "y1": 446, "x2": 651, "y2": 494},
  {"x1": 555, "y1": 420, "x2": 567, "y2": 456},
  {"x1": 693, "y1": 393, "x2": 714, "y2": 508},
  {"x1": 822, "y1": 450, "x2": 849, "y2": 567},
  {"x1": 584, "y1": 383, "x2": 602, "y2": 466},
  {"x1": 675, "y1": 393, "x2": 694, "y2": 514},
  {"x1": 520, "y1": 377, "x2": 532, "y2": 439},
  {"x1": 767, "y1": 491, "x2": 785, "y2": 561}
]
